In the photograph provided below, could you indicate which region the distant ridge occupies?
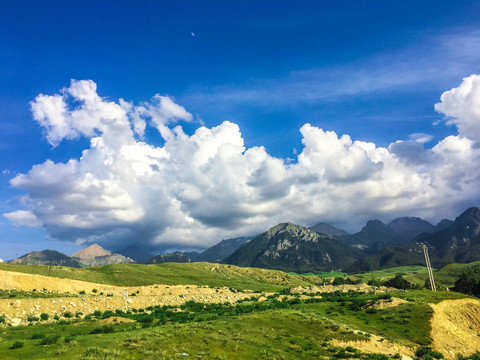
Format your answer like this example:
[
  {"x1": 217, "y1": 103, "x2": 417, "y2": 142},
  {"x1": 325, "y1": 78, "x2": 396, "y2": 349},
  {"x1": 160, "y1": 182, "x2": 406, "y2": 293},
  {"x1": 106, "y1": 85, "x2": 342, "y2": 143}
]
[
  {"x1": 146, "y1": 253, "x2": 190, "y2": 264},
  {"x1": 388, "y1": 217, "x2": 435, "y2": 242},
  {"x1": 117, "y1": 245, "x2": 153, "y2": 263},
  {"x1": 309, "y1": 223, "x2": 347, "y2": 237},
  {"x1": 8, "y1": 249, "x2": 83, "y2": 268},
  {"x1": 348, "y1": 207, "x2": 480, "y2": 271},
  {"x1": 337, "y1": 220, "x2": 406, "y2": 255},
  {"x1": 196, "y1": 237, "x2": 251, "y2": 263}
]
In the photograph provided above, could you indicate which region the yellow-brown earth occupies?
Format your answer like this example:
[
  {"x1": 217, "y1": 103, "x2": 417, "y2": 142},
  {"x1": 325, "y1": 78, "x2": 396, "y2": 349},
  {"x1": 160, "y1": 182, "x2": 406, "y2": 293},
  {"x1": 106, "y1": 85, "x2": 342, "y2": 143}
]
[{"x1": 0, "y1": 269, "x2": 252, "y2": 326}]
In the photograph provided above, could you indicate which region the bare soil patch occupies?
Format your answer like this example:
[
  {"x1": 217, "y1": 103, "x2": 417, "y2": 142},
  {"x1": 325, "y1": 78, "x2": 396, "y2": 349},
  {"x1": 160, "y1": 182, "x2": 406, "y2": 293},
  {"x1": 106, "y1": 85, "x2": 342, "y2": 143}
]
[
  {"x1": 332, "y1": 334, "x2": 414, "y2": 358},
  {"x1": 373, "y1": 297, "x2": 408, "y2": 310},
  {"x1": 0, "y1": 269, "x2": 253, "y2": 326},
  {"x1": 430, "y1": 298, "x2": 480, "y2": 359}
]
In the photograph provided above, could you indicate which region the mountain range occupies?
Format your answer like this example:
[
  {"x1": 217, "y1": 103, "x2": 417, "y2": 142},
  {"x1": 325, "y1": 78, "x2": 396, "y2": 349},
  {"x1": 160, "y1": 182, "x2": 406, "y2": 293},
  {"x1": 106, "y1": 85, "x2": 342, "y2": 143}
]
[{"x1": 6, "y1": 206, "x2": 480, "y2": 273}]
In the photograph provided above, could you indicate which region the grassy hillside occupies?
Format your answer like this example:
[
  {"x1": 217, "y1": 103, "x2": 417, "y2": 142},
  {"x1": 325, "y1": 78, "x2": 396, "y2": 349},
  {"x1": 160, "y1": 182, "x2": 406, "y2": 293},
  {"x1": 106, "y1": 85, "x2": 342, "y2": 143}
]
[{"x1": 0, "y1": 262, "x2": 321, "y2": 292}]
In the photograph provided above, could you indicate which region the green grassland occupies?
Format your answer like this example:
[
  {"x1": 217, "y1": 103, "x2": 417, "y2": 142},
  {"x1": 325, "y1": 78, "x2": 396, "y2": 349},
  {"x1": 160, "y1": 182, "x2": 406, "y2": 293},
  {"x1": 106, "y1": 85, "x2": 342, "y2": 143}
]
[
  {"x1": 1, "y1": 289, "x2": 468, "y2": 360},
  {"x1": 351, "y1": 266, "x2": 429, "y2": 286},
  {"x1": 350, "y1": 261, "x2": 480, "y2": 289},
  {"x1": 0, "y1": 262, "x2": 476, "y2": 359},
  {"x1": 0, "y1": 262, "x2": 323, "y2": 292}
]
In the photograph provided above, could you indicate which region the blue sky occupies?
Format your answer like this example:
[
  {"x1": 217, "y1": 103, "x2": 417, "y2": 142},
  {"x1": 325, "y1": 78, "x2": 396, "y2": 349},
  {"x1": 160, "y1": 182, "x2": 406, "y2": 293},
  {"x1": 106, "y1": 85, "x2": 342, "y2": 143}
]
[{"x1": 2, "y1": 1, "x2": 480, "y2": 260}]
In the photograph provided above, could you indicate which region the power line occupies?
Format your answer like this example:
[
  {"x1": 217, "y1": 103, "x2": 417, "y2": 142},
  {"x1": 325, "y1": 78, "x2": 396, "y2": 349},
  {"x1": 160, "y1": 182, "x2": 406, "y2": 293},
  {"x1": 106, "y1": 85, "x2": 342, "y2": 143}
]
[{"x1": 421, "y1": 244, "x2": 436, "y2": 291}]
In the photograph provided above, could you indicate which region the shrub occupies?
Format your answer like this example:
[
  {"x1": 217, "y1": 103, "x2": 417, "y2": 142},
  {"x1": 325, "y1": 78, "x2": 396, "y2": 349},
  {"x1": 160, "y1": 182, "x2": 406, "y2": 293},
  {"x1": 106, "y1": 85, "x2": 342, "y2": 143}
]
[
  {"x1": 9, "y1": 341, "x2": 24, "y2": 349},
  {"x1": 53, "y1": 314, "x2": 60, "y2": 320},
  {"x1": 40, "y1": 334, "x2": 60, "y2": 345},
  {"x1": 453, "y1": 265, "x2": 480, "y2": 297},
  {"x1": 84, "y1": 314, "x2": 93, "y2": 320},
  {"x1": 90, "y1": 325, "x2": 115, "y2": 334},
  {"x1": 458, "y1": 352, "x2": 480, "y2": 360},
  {"x1": 364, "y1": 354, "x2": 389, "y2": 360},
  {"x1": 63, "y1": 312, "x2": 73, "y2": 318},
  {"x1": 75, "y1": 311, "x2": 83, "y2": 318},
  {"x1": 415, "y1": 347, "x2": 444, "y2": 360},
  {"x1": 93, "y1": 310, "x2": 102, "y2": 318},
  {"x1": 79, "y1": 290, "x2": 85, "y2": 295},
  {"x1": 40, "y1": 313, "x2": 49, "y2": 321},
  {"x1": 91, "y1": 289, "x2": 98, "y2": 293},
  {"x1": 27, "y1": 315, "x2": 40, "y2": 322},
  {"x1": 65, "y1": 335, "x2": 76, "y2": 343},
  {"x1": 31, "y1": 333, "x2": 45, "y2": 339},
  {"x1": 0, "y1": 315, "x2": 5, "y2": 323}
]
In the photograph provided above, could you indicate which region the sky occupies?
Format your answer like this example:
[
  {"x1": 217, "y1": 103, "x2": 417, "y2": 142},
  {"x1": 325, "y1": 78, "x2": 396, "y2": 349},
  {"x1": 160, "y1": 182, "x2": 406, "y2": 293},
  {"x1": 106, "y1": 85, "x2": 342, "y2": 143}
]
[{"x1": 2, "y1": 1, "x2": 480, "y2": 260}]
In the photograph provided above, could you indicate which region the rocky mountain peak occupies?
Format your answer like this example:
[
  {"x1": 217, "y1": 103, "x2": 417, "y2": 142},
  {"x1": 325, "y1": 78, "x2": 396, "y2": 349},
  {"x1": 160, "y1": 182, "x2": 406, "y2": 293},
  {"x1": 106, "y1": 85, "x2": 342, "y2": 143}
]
[{"x1": 71, "y1": 243, "x2": 113, "y2": 259}]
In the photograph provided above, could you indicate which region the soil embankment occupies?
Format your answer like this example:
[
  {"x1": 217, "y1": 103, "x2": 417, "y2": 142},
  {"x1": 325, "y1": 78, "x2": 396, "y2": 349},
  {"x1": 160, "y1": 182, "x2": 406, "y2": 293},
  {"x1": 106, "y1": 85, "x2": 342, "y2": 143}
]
[
  {"x1": 430, "y1": 298, "x2": 480, "y2": 359},
  {"x1": 0, "y1": 269, "x2": 252, "y2": 326}
]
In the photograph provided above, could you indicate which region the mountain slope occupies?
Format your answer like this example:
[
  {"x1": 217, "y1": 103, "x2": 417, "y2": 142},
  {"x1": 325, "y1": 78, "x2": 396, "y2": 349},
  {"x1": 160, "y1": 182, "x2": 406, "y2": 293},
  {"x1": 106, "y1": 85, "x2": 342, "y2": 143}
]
[
  {"x1": 338, "y1": 220, "x2": 405, "y2": 255},
  {"x1": 348, "y1": 207, "x2": 480, "y2": 271},
  {"x1": 415, "y1": 207, "x2": 480, "y2": 267},
  {"x1": 309, "y1": 223, "x2": 347, "y2": 237},
  {"x1": 197, "y1": 237, "x2": 251, "y2": 263},
  {"x1": 224, "y1": 223, "x2": 362, "y2": 272},
  {"x1": 388, "y1": 217, "x2": 435, "y2": 242},
  {"x1": 71, "y1": 244, "x2": 134, "y2": 267},
  {"x1": 117, "y1": 245, "x2": 153, "y2": 263},
  {"x1": 146, "y1": 253, "x2": 191, "y2": 264},
  {"x1": 8, "y1": 250, "x2": 83, "y2": 268}
]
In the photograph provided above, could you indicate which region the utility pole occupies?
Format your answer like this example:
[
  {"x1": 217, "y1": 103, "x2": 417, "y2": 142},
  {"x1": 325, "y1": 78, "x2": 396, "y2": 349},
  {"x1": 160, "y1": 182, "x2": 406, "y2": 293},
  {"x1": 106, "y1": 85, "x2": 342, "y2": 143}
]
[
  {"x1": 370, "y1": 265, "x2": 376, "y2": 295},
  {"x1": 422, "y1": 244, "x2": 436, "y2": 291}
]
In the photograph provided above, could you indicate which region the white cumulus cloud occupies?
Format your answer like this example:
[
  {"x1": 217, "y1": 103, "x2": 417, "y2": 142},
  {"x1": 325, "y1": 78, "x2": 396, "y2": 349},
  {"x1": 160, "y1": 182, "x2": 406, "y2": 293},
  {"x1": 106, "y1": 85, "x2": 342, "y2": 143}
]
[{"x1": 5, "y1": 77, "x2": 480, "y2": 250}]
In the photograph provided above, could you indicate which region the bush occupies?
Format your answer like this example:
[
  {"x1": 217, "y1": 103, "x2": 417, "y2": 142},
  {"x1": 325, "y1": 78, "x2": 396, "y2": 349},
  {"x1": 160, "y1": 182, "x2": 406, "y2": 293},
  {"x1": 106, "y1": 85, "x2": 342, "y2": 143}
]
[
  {"x1": 364, "y1": 354, "x2": 389, "y2": 360},
  {"x1": 40, "y1": 334, "x2": 60, "y2": 345},
  {"x1": 453, "y1": 265, "x2": 480, "y2": 297},
  {"x1": 9, "y1": 341, "x2": 24, "y2": 349},
  {"x1": 458, "y1": 352, "x2": 480, "y2": 360},
  {"x1": 63, "y1": 312, "x2": 73, "y2": 318},
  {"x1": 53, "y1": 314, "x2": 60, "y2": 320},
  {"x1": 91, "y1": 289, "x2": 98, "y2": 293},
  {"x1": 84, "y1": 314, "x2": 93, "y2": 320},
  {"x1": 40, "y1": 313, "x2": 49, "y2": 321},
  {"x1": 415, "y1": 347, "x2": 444, "y2": 360},
  {"x1": 90, "y1": 325, "x2": 115, "y2": 334},
  {"x1": 27, "y1": 315, "x2": 40, "y2": 322},
  {"x1": 0, "y1": 315, "x2": 5, "y2": 323},
  {"x1": 93, "y1": 310, "x2": 102, "y2": 318}
]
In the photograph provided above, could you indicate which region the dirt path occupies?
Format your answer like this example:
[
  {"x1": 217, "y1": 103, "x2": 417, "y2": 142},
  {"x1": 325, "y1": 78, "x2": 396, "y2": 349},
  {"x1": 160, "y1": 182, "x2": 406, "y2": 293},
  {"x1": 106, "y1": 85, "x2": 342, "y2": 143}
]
[
  {"x1": 0, "y1": 270, "x2": 253, "y2": 326},
  {"x1": 430, "y1": 298, "x2": 480, "y2": 359}
]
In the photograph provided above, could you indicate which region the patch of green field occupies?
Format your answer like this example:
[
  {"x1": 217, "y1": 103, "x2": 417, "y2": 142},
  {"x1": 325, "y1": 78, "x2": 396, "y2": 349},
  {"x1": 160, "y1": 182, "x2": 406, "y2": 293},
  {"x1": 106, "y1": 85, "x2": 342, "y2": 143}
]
[
  {"x1": 351, "y1": 266, "x2": 428, "y2": 285},
  {"x1": 351, "y1": 261, "x2": 480, "y2": 289},
  {"x1": 432, "y1": 261, "x2": 480, "y2": 287},
  {"x1": 0, "y1": 262, "x2": 322, "y2": 292}
]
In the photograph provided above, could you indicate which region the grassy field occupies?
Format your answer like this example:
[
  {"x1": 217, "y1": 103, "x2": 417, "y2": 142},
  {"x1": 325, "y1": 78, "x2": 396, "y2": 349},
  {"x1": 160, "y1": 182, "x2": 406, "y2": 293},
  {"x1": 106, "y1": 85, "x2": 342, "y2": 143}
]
[
  {"x1": 351, "y1": 261, "x2": 480, "y2": 289},
  {"x1": 351, "y1": 266, "x2": 429, "y2": 286},
  {"x1": 0, "y1": 262, "x2": 322, "y2": 292},
  {"x1": 0, "y1": 262, "x2": 477, "y2": 359},
  {"x1": 1, "y1": 289, "x2": 465, "y2": 360}
]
